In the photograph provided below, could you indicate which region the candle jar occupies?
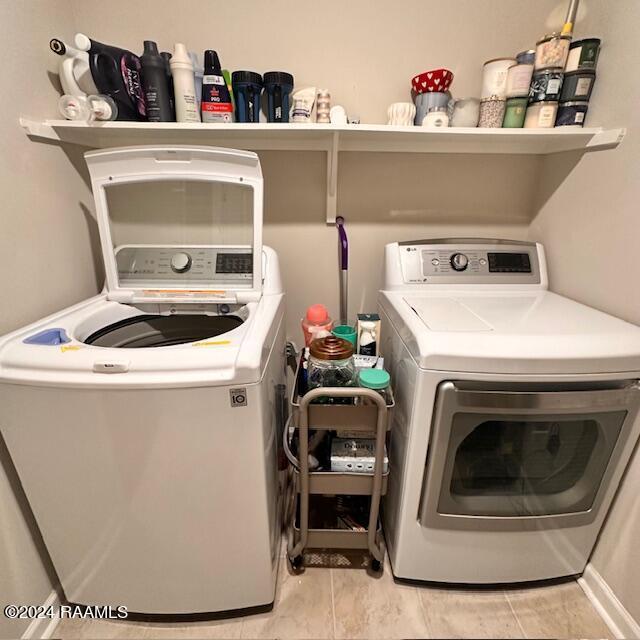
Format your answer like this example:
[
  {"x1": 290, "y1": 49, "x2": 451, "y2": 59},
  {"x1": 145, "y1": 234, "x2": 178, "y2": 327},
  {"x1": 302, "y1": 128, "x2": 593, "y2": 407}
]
[{"x1": 478, "y1": 96, "x2": 506, "y2": 128}]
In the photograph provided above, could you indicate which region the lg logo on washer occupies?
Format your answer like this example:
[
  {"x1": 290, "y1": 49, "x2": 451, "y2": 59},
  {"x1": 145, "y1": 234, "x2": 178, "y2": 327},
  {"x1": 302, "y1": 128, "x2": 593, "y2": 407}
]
[{"x1": 230, "y1": 388, "x2": 247, "y2": 407}]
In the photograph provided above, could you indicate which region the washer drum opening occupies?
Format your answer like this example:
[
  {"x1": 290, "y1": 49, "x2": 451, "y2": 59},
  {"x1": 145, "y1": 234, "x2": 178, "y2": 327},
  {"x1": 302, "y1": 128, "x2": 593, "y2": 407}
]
[{"x1": 83, "y1": 314, "x2": 244, "y2": 348}]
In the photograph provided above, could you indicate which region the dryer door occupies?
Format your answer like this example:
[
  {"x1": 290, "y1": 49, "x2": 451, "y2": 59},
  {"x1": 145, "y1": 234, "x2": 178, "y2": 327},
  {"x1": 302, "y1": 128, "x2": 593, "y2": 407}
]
[{"x1": 420, "y1": 380, "x2": 640, "y2": 531}]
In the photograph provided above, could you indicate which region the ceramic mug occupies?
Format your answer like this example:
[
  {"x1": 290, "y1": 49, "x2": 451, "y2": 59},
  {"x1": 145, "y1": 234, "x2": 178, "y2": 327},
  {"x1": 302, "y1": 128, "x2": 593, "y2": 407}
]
[
  {"x1": 387, "y1": 102, "x2": 416, "y2": 126},
  {"x1": 414, "y1": 91, "x2": 450, "y2": 125},
  {"x1": 448, "y1": 97, "x2": 481, "y2": 127}
]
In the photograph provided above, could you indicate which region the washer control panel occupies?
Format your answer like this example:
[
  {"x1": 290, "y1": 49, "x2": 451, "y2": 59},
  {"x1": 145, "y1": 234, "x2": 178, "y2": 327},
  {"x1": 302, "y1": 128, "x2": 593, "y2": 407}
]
[
  {"x1": 115, "y1": 246, "x2": 253, "y2": 285},
  {"x1": 399, "y1": 240, "x2": 540, "y2": 285}
]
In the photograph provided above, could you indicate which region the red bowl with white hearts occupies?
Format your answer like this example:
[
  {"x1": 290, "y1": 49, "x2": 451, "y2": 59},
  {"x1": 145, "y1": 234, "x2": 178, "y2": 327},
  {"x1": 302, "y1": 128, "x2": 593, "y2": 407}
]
[{"x1": 412, "y1": 68, "x2": 454, "y2": 94}]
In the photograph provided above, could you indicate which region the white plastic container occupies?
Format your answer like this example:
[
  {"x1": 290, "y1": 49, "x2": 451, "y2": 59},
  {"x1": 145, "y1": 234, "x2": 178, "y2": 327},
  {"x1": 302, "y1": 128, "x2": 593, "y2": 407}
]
[
  {"x1": 50, "y1": 38, "x2": 98, "y2": 99},
  {"x1": 481, "y1": 58, "x2": 516, "y2": 99},
  {"x1": 170, "y1": 43, "x2": 200, "y2": 123},
  {"x1": 422, "y1": 107, "x2": 449, "y2": 128}
]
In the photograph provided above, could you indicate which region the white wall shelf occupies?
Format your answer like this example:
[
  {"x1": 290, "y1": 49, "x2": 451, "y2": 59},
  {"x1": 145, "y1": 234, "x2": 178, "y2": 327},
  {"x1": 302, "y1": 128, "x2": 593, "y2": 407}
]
[{"x1": 20, "y1": 118, "x2": 625, "y2": 223}]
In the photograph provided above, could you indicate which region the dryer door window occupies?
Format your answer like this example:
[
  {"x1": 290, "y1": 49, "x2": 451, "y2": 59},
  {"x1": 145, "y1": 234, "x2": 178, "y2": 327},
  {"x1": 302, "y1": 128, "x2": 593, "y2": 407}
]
[
  {"x1": 441, "y1": 412, "x2": 624, "y2": 517},
  {"x1": 420, "y1": 381, "x2": 640, "y2": 531}
]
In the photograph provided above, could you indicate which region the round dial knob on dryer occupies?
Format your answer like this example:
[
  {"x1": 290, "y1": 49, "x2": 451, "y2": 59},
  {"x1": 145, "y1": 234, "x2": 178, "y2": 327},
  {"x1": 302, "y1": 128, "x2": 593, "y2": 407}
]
[
  {"x1": 450, "y1": 253, "x2": 469, "y2": 271},
  {"x1": 170, "y1": 252, "x2": 192, "y2": 273}
]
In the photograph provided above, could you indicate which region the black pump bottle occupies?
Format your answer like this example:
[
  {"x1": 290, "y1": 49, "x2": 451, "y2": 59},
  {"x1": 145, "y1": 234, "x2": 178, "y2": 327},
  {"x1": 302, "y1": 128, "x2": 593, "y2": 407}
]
[{"x1": 140, "y1": 41, "x2": 173, "y2": 122}]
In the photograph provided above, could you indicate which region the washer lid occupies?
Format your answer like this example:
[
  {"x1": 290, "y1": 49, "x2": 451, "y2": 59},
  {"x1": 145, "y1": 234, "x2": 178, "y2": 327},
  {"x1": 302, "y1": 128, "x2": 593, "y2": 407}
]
[{"x1": 85, "y1": 146, "x2": 264, "y2": 305}]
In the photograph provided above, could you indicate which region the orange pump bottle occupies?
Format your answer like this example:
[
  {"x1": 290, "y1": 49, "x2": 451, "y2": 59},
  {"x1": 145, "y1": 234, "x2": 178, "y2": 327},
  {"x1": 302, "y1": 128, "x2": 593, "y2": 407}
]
[{"x1": 301, "y1": 304, "x2": 333, "y2": 347}]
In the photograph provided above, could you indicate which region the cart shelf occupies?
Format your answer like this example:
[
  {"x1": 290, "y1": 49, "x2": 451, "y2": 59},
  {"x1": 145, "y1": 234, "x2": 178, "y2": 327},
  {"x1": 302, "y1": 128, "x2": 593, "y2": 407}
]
[{"x1": 293, "y1": 468, "x2": 389, "y2": 496}]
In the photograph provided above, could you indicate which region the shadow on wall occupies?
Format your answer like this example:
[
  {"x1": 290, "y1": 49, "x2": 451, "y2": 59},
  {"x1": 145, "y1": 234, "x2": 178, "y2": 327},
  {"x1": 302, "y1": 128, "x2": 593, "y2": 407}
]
[
  {"x1": 60, "y1": 142, "x2": 105, "y2": 291},
  {"x1": 259, "y1": 150, "x2": 549, "y2": 225},
  {"x1": 531, "y1": 149, "x2": 587, "y2": 218},
  {"x1": 0, "y1": 432, "x2": 60, "y2": 594}
]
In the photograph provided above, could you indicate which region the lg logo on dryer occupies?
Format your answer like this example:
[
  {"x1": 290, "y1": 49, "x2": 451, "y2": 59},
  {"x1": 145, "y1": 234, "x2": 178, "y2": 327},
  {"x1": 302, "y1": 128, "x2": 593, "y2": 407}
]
[{"x1": 230, "y1": 388, "x2": 248, "y2": 408}]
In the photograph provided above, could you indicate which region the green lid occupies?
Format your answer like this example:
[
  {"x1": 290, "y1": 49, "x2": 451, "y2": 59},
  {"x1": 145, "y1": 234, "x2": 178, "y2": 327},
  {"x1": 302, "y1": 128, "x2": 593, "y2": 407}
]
[{"x1": 359, "y1": 368, "x2": 390, "y2": 390}]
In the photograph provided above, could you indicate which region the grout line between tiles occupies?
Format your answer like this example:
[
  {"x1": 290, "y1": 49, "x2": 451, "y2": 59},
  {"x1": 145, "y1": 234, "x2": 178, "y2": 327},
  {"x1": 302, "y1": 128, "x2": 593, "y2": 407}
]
[
  {"x1": 416, "y1": 585, "x2": 431, "y2": 636},
  {"x1": 504, "y1": 588, "x2": 529, "y2": 639},
  {"x1": 330, "y1": 568, "x2": 337, "y2": 640}
]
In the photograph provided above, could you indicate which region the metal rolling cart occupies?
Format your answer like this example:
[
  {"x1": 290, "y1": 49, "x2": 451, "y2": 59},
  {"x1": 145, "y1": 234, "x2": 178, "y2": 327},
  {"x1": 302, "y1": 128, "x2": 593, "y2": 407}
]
[{"x1": 285, "y1": 373, "x2": 394, "y2": 573}]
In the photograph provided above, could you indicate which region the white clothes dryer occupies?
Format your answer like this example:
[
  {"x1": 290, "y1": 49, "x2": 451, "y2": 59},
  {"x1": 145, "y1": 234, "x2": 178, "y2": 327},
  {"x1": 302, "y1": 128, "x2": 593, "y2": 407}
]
[
  {"x1": 0, "y1": 147, "x2": 286, "y2": 614},
  {"x1": 379, "y1": 238, "x2": 640, "y2": 584}
]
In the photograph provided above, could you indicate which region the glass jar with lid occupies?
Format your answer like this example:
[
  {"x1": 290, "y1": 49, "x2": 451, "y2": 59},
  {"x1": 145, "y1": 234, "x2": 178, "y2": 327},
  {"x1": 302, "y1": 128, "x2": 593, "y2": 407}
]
[
  {"x1": 358, "y1": 368, "x2": 391, "y2": 405},
  {"x1": 307, "y1": 335, "x2": 356, "y2": 402}
]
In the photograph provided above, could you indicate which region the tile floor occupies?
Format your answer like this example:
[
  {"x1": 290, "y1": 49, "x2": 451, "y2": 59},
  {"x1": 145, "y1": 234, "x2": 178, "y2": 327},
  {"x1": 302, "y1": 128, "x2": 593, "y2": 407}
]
[{"x1": 55, "y1": 545, "x2": 612, "y2": 640}]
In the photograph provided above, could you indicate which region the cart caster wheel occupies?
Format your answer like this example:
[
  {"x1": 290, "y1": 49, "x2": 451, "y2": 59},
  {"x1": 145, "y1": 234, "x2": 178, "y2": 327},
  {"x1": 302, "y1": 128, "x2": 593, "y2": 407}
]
[
  {"x1": 370, "y1": 559, "x2": 382, "y2": 573},
  {"x1": 288, "y1": 555, "x2": 304, "y2": 574}
]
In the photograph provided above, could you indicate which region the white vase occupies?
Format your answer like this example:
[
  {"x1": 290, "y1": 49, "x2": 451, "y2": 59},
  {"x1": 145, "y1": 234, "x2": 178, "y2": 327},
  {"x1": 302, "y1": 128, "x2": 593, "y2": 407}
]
[{"x1": 387, "y1": 102, "x2": 416, "y2": 126}]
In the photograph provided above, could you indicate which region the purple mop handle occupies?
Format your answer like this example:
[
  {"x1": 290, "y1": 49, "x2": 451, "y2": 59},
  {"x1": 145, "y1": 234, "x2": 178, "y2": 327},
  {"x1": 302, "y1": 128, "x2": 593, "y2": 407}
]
[{"x1": 336, "y1": 216, "x2": 348, "y2": 270}]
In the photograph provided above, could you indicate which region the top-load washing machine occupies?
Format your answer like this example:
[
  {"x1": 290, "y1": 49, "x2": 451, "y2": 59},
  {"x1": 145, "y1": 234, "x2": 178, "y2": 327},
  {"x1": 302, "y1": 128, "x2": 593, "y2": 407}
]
[
  {"x1": 0, "y1": 146, "x2": 286, "y2": 614},
  {"x1": 379, "y1": 238, "x2": 640, "y2": 584}
]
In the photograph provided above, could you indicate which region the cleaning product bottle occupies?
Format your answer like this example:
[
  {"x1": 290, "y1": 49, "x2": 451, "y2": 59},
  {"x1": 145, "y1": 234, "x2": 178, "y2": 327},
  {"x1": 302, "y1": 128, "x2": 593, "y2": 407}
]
[
  {"x1": 201, "y1": 50, "x2": 234, "y2": 123},
  {"x1": 74, "y1": 33, "x2": 146, "y2": 121},
  {"x1": 140, "y1": 41, "x2": 172, "y2": 122},
  {"x1": 50, "y1": 38, "x2": 98, "y2": 98},
  {"x1": 160, "y1": 52, "x2": 176, "y2": 120},
  {"x1": 189, "y1": 51, "x2": 204, "y2": 112},
  {"x1": 170, "y1": 43, "x2": 200, "y2": 123},
  {"x1": 301, "y1": 304, "x2": 333, "y2": 347}
]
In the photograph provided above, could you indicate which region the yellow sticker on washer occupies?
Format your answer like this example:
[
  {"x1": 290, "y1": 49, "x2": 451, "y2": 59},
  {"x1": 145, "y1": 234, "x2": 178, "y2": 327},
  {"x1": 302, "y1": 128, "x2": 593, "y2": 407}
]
[
  {"x1": 192, "y1": 340, "x2": 231, "y2": 347},
  {"x1": 61, "y1": 345, "x2": 82, "y2": 352}
]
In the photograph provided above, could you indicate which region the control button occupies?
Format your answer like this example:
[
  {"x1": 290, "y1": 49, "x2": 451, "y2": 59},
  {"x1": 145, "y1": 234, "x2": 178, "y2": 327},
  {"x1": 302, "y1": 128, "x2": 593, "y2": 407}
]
[
  {"x1": 431, "y1": 258, "x2": 440, "y2": 266},
  {"x1": 170, "y1": 252, "x2": 192, "y2": 273},
  {"x1": 479, "y1": 258, "x2": 487, "y2": 266},
  {"x1": 450, "y1": 253, "x2": 469, "y2": 271}
]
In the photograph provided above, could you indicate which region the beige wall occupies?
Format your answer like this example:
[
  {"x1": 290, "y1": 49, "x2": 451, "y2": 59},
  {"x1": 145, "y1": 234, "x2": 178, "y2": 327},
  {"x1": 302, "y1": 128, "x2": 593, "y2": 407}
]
[
  {"x1": 0, "y1": 1, "x2": 98, "y2": 638},
  {"x1": 528, "y1": 0, "x2": 640, "y2": 626}
]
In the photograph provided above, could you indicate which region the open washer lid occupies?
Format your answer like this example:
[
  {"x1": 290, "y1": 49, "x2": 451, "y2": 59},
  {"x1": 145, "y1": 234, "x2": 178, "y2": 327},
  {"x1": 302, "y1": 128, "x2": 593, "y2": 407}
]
[{"x1": 85, "y1": 146, "x2": 264, "y2": 305}]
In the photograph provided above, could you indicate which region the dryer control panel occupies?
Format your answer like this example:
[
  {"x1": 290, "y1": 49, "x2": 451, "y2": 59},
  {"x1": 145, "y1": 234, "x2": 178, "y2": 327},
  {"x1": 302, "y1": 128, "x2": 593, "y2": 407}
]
[
  {"x1": 115, "y1": 246, "x2": 253, "y2": 286},
  {"x1": 397, "y1": 239, "x2": 541, "y2": 285}
]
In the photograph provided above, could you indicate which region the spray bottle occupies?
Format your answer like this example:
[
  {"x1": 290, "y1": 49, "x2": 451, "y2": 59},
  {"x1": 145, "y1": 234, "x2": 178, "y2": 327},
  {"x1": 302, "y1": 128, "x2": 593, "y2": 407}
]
[{"x1": 201, "y1": 50, "x2": 234, "y2": 123}]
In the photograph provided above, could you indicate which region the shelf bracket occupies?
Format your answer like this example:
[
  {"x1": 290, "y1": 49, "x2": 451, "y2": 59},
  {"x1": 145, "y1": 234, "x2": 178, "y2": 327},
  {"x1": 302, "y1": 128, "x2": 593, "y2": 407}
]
[
  {"x1": 586, "y1": 127, "x2": 626, "y2": 150},
  {"x1": 19, "y1": 117, "x2": 61, "y2": 141},
  {"x1": 326, "y1": 131, "x2": 339, "y2": 224}
]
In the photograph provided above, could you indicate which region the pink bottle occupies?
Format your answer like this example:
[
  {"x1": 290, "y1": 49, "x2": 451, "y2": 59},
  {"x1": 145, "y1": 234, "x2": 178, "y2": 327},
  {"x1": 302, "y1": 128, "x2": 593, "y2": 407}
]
[{"x1": 301, "y1": 304, "x2": 333, "y2": 347}]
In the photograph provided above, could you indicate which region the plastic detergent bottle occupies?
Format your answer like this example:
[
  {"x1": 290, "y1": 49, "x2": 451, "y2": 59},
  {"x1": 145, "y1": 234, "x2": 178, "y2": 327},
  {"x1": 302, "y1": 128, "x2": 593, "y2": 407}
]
[
  {"x1": 302, "y1": 304, "x2": 333, "y2": 347},
  {"x1": 74, "y1": 33, "x2": 146, "y2": 121},
  {"x1": 201, "y1": 50, "x2": 234, "y2": 122}
]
